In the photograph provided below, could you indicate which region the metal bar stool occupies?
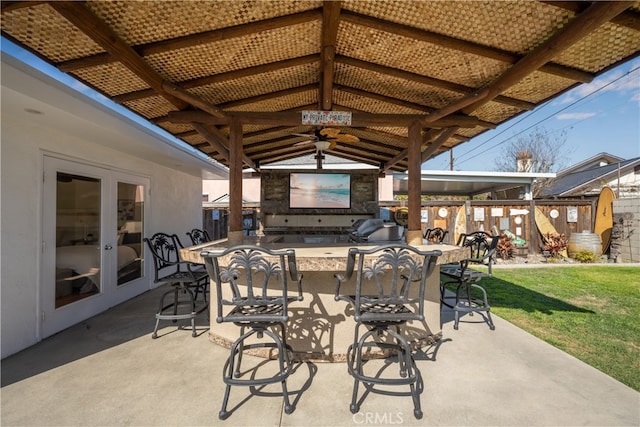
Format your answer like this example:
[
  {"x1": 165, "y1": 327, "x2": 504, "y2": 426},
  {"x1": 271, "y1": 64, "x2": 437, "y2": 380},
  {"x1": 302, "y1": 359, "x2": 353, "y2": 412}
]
[
  {"x1": 334, "y1": 244, "x2": 441, "y2": 419},
  {"x1": 201, "y1": 245, "x2": 303, "y2": 420},
  {"x1": 440, "y1": 232, "x2": 499, "y2": 330},
  {"x1": 144, "y1": 233, "x2": 209, "y2": 338}
]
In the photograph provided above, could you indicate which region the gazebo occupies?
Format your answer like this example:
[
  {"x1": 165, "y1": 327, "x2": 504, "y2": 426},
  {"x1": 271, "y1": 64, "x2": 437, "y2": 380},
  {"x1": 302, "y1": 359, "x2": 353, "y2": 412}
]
[{"x1": 2, "y1": 1, "x2": 639, "y2": 245}]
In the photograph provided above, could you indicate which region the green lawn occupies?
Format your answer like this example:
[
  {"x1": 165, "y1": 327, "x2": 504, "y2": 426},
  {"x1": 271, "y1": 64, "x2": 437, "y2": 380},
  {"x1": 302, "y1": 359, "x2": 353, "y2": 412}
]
[{"x1": 479, "y1": 266, "x2": 640, "y2": 391}]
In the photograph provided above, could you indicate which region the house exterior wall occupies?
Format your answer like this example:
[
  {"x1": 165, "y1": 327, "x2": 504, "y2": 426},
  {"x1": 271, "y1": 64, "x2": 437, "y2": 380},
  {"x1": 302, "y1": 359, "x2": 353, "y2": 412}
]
[
  {"x1": 1, "y1": 95, "x2": 203, "y2": 359},
  {"x1": 606, "y1": 172, "x2": 639, "y2": 199}
]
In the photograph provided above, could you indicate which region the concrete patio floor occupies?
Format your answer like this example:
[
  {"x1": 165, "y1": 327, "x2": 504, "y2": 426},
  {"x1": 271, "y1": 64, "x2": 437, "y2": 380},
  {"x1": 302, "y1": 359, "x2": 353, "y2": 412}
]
[{"x1": 2, "y1": 283, "x2": 638, "y2": 427}]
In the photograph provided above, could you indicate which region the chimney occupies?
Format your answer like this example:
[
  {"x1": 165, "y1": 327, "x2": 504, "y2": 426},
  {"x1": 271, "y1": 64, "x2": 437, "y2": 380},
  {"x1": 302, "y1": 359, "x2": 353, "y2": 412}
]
[{"x1": 516, "y1": 151, "x2": 533, "y2": 172}]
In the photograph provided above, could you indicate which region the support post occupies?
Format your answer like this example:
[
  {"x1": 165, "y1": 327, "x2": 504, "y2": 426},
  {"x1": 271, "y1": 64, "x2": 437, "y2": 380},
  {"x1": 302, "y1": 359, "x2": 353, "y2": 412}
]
[
  {"x1": 406, "y1": 121, "x2": 423, "y2": 245},
  {"x1": 228, "y1": 120, "x2": 244, "y2": 245}
]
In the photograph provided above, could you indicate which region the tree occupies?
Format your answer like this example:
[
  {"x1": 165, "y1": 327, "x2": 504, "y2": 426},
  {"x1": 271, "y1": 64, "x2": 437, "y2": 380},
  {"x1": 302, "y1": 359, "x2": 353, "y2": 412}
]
[
  {"x1": 494, "y1": 127, "x2": 572, "y2": 198},
  {"x1": 494, "y1": 127, "x2": 571, "y2": 173}
]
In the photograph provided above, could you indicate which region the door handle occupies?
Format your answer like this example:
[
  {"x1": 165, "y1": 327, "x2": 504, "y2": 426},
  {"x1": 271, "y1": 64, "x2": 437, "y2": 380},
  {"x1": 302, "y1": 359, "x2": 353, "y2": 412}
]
[{"x1": 104, "y1": 244, "x2": 113, "y2": 250}]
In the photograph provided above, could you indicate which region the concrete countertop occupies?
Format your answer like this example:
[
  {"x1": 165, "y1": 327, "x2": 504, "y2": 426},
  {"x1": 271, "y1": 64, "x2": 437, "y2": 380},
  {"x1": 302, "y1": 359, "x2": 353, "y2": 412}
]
[{"x1": 180, "y1": 236, "x2": 468, "y2": 270}]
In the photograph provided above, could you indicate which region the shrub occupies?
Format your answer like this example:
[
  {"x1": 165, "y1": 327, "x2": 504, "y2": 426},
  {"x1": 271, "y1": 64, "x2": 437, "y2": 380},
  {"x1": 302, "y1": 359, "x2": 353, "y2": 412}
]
[
  {"x1": 543, "y1": 232, "x2": 568, "y2": 258},
  {"x1": 497, "y1": 232, "x2": 514, "y2": 259},
  {"x1": 573, "y1": 250, "x2": 598, "y2": 263}
]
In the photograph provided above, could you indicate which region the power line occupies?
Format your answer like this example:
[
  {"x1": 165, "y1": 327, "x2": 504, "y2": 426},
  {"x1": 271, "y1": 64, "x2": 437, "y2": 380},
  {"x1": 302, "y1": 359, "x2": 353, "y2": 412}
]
[{"x1": 452, "y1": 64, "x2": 640, "y2": 167}]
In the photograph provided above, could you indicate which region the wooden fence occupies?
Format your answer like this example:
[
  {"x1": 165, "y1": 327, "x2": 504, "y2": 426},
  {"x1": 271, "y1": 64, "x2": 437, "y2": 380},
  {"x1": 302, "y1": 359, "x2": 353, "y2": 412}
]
[{"x1": 203, "y1": 199, "x2": 597, "y2": 256}]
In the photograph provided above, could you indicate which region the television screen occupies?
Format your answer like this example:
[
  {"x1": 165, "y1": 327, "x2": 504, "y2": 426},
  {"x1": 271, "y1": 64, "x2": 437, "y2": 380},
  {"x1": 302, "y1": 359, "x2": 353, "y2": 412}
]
[{"x1": 289, "y1": 172, "x2": 351, "y2": 209}]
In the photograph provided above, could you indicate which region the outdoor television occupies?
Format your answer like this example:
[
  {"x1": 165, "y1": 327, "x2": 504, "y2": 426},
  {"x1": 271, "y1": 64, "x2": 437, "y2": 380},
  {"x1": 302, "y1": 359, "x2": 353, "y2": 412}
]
[{"x1": 289, "y1": 172, "x2": 351, "y2": 209}]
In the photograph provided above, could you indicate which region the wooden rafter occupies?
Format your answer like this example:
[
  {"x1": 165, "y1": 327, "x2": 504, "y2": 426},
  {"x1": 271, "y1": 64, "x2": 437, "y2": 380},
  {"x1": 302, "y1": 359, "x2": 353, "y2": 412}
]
[
  {"x1": 49, "y1": 2, "x2": 189, "y2": 110},
  {"x1": 321, "y1": 1, "x2": 341, "y2": 110}
]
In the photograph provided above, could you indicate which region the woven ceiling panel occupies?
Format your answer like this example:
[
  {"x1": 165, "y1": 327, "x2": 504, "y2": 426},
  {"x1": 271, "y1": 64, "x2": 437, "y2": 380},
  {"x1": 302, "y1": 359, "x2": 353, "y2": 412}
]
[
  {"x1": 243, "y1": 127, "x2": 311, "y2": 144},
  {"x1": 1, "y1": 4, "x2": 105, "y2": 61},
  {"x1": 334, "y1": 89, "x2": 422, "y2": 115},
  {"x1": 191, "y1": 64, "x2": 319, "y2": 106},
  {"x1": 122, "y1": 96, "x2": 177, "y2": 120},
  {"x1": 225, "y1": 92, "x2": 315, "y2": 112},
  {"x1": 336, "y1": 21, "x2": 509, "y2": 88},
  {"x1": 342, "y1": 0, "x2": 573, "y2": 55},
  {"x1": 554, "y1": 23, "x2": 640, "y2": 72},
  {"x1": 158, "y1": 122, "x2": 196, "y2": 135},
  {"x1": 472, "y1": 102, "x2": 523, "y2": 128},
  {"x1": 145, "y1": 22, "x2": 321, "y2": 82},
  {"x1": 335, "y1": 63, "x2": 461, "y2": 110},
  {"x1": 348, "y1": 128, "x2": 407, "y2": 146},
  {"x1": 87, "y1": 0, "x2": 321, "y2": 45},
  {"x1": 71, "y1": 63, "x2": 150, "y2": 97},
  {"x1": 502, "y1": 71, "x2": 577, "y2": 104}
]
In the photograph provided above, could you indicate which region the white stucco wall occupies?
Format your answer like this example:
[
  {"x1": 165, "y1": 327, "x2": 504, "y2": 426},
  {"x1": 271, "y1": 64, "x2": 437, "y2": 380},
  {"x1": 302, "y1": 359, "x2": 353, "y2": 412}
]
[{"x1": 1, "y1": 59, "x2": 210, "y2": 358}]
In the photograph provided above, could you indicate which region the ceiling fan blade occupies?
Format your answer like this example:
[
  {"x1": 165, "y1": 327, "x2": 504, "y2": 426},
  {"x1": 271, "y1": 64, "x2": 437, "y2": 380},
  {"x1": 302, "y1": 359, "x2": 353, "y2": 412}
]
[
  {"x1": 319, "y1": 128, "x2": 341, "y2": 138},
  {"x1": 293, "y1": 140, "x2": 315, "y2": 146},
  {"x1": 336, "y1": 134, "x2": 359, "y2": 143},
  {"x1": 292, "y1": 133, "x2": 315, "y2": 138}
]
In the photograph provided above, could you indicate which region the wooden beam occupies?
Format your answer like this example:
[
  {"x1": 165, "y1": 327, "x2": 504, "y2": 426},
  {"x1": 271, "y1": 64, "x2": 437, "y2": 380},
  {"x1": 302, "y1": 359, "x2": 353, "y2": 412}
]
[
  {"x1": 463, "y1": 1, "x2": 635, "y2": 114},
  {"x1": 49, "y1": 2, "x2": 189, "y2": 110},
  {"x1": 421, "y1": 127, "x2": 459, "y2": 163},
  {"x1": 335, "y1": 56, "x2": 535, "y2": 111},
  {"x1": 191, "y1": 123, "x2": 254, "y2": 169},
  {"x1": 164, "y1": 109, "x2": 488, "y2": 128},
  {"x1": 420, "y1": 89, "x2": 490, "y2": 126},
  {"x1": 162, "y1": 82, "x2": 228, "y2": 119},
  {"x1": 321, "y1": 1, "x2": 341, "y2": 110},
  {"x1": 192, "y1": 123, "x2": 230, "y2": 160},
  {"x1": 406, "y1": 121, "x2": 422, "y2": 245},
  {"x1": 381, "y1": 90, "x2": 488, "y2": 172},
  {"x1": 341, "y1": 10, "x2": 594, "y2": 83},
  {"x1": 57, "y1": 9, "x2": 321, "y2": 71},
  {"x1": 228, "y1": 120, "x2": 244, "y2": 243}
]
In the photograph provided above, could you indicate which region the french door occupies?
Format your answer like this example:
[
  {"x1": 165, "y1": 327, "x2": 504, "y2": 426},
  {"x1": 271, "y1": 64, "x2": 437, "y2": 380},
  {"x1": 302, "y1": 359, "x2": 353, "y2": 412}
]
[{"x1": 41, "y1": 156, "x2": 149, "y2": 338}]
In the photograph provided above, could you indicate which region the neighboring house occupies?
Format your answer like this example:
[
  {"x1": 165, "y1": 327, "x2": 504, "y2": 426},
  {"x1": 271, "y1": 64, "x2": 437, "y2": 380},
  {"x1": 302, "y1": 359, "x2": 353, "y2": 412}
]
[
  {"x1": 1, "y1": 52, "x2": 228, "y2": 358},
  {"x1": 539, "y1": 153, "x2": 640, "y2": 199}
]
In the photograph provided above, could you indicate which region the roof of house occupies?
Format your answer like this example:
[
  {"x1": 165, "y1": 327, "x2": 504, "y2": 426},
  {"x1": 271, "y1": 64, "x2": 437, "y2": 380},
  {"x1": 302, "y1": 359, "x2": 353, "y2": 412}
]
[
  {"x1": 2, "y1": 1, "x2": 639, "y2": 173},
  {"x1": 556, "y1": 152, "x2": 626, "y2": 177},
  {"x1": 539, "y1": 156, "x2": 640, "y2": 197}
]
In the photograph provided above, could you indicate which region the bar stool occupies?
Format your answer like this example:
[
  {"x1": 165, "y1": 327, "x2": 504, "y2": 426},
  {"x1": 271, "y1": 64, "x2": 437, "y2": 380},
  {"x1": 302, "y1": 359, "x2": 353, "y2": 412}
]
[
  {"x1": 440, "y1": 232, "x2": 499, "y2": 330},
  {"x1": 334, "y1": 244, "x2": 441, "y2": 419},
  {"x1": 201, "y1": 245, "x2": 304, "y2": 420},
  {"x1": 144, "y1": 232, "x2": 209, "y2": 338}
]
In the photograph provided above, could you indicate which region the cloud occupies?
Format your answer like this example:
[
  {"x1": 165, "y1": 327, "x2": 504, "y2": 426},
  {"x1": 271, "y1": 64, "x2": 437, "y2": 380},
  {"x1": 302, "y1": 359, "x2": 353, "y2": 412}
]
[
  {"x1": 559, "y1": 59, "x2": 640, "y2": 104},
  {"x1": 556, "y1": 112, "x2": 597, "y2": 120}
]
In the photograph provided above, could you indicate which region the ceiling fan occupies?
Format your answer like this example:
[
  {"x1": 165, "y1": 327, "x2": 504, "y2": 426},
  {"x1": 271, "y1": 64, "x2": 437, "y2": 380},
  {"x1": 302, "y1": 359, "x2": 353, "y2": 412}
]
[{"x1": 292, "y1": 128, "x2": 359, "y2": 153}]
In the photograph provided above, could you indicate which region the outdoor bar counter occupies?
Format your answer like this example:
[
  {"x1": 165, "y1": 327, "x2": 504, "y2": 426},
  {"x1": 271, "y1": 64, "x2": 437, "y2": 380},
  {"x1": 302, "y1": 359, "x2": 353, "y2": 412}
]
[{"x1": 181, "y1": 237, "x2": 468, "y2": 362}]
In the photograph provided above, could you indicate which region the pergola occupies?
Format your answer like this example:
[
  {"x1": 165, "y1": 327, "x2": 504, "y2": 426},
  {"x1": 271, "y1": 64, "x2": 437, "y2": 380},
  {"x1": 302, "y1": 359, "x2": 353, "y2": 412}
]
[{"x1": 2, "y1": 1, "x2": 639, "y2": 243}]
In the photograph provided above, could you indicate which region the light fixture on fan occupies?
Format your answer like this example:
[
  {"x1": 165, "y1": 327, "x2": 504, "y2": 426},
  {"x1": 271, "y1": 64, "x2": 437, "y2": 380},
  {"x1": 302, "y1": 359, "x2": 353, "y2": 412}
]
[{"x1": 314, "y1": 140, "x2": 332, "y2": 152}]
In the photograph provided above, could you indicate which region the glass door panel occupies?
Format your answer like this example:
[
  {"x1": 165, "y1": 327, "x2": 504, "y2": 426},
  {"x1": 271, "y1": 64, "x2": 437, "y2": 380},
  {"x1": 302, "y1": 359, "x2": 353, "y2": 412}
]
[
  {"x1": 116, "y1": 182, "x2": 144, "y2": 285},
  {"x1": 55, "y1": 172, "x2": 102, "y2": 308}
]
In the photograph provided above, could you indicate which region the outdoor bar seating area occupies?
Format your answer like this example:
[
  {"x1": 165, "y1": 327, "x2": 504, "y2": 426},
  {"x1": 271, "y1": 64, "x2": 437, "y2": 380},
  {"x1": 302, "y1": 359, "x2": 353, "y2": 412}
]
[{"x1": 2, "y1": 1, "x2": 639, "y2": 424}]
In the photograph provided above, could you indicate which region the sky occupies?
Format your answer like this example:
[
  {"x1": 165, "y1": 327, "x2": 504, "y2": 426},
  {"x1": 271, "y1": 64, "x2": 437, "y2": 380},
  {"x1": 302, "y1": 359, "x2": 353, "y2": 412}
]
[
  {"x1": 423, "y1": 58, "x2": 640, "y2": 172},
  {"x1": 3, "y1": 37, "x2": 639, "y2": 174}
]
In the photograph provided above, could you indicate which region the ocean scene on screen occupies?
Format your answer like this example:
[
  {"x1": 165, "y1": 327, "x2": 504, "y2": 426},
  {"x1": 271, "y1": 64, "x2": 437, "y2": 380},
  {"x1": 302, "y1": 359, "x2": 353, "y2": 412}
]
[{"x1": 290, "y1": 173, "x2": 350, "y2": 208}]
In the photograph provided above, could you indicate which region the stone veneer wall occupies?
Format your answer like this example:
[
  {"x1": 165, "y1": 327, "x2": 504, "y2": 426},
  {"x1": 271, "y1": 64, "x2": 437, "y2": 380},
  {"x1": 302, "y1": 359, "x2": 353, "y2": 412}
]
[
  {"x1": 612, "y1": 198, "x2": 640, "y2": 263},
  {"x1": 261, "y1": 169, "x2": 379, "y2": 215}
]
